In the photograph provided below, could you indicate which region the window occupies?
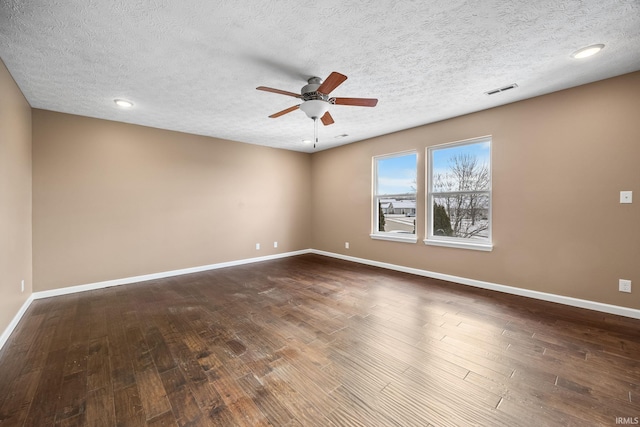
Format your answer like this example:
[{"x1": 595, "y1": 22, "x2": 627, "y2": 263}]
[
  {"x1": 426, "y1": 137, "x2": 492, "y2": 251},
  {"x1": 371, "y1": 151, "x2": 417, "y2": 243}
]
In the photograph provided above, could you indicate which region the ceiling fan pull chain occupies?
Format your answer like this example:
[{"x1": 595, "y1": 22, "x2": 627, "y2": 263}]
[{"x1": 314, "y1": 117, "x2": 318, "y2": 148}]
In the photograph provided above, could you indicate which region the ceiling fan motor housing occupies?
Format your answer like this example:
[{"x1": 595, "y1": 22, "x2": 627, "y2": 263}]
[
  {"x1": 301, "y1": 79, "x2": 329, "y2": 99},
  {"x1": 301, "y1": 77, "x2": 322, "y2": 95}
]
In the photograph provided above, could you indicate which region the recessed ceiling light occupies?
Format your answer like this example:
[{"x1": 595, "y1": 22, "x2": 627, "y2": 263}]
[
  {"x1": 571, "y1": 44, "x2": 604, "y2": 59},
  {"x1": 114, "y1": 99, "x2": 134, "y2": 108}
]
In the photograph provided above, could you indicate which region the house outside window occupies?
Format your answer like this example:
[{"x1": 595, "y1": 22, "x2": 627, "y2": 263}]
[
  {"x1": 426, "y1": 137, "x2": 493, "y2": 251},
  {"x1": 371, "y1": 151, "x2": 417, "y2": 243}
]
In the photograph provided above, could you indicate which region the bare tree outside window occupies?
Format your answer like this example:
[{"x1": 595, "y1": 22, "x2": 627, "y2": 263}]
[{"x1": 428, "y1": 139, "x2": 491, "y2": 245}]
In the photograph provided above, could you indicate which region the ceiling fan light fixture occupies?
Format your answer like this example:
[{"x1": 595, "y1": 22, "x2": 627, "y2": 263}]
[
  {"x1": 299, "y1": 99, "x2": 330, "y2": 119},
  {"x1": 571, "y1": 44, "x2": 604, "y2": 59}
]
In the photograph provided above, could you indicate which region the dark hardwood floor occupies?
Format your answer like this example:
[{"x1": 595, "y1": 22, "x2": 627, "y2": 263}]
[{"x1": 0, "y1": 254, "x2": 639, "y2": 426}]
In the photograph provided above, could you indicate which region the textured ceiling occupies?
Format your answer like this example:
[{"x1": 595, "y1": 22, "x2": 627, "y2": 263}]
[{"x1": 1, "y1": 0, "x2": 639, "y2": 152}]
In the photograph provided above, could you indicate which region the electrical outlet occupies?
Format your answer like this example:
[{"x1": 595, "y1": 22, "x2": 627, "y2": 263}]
[
  {"x1": 345, "y1": 242, "x2": 350, "y2": 249},
  {"x1": 21, "y1": 279, "x2": 25, "y2": 292},
  {"x1": 256, "y1": 243, "x2": 260, "y2": 250},
  {"x1": 620, "y1": 191, "x2": 633, "y2": 204},
  {"x1": 619, "y1": 279, "x2": 632, "y2": 293},
  {"x1": 274, "y1": 241, "x2": 278, "y2": 248}
]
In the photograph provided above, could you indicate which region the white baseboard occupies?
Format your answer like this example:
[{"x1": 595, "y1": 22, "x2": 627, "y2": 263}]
[
  {"x1": 3, "y1": 247, "x2": 638, "y2": 354},
  {"x1": 0, "y1": 294, "x2": 35, "y2": 352},
  {"x1": 32, "y1": 249, "x2": 312, "y2": 300},
  {"x1": 310, "y1": 249, "x2": 640, "y2": 320}
]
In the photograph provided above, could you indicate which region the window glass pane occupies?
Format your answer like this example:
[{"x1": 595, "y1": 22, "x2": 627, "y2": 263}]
[
  {"x1": 374, "y1": 152, "x2": 417, "y2": 237},
  {"x1": 378, "y1": 197, "x2": 416, "y2": 234},
  {"x1": 428, "y1": 137, "x2": 492, "y2": 247},
  {"x1": 432, "y1": 194, "x2": 489, "y2": 239},
  {"x1": 376, "y1": 153, "x2": 417, "y2": 195},
  {"x1": 432, "y1": 141, "x2": 490, "y2": 192}
]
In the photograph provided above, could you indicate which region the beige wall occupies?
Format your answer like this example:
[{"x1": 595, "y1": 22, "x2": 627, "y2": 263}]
[
  {"x1": 32, "y1": 111, "x2": 311, "y2": 291},
  {"x1": 0, "y1": 59, "x2": 32, "y2": 334},
  {"x1": 311, "y1": 71, "x2": 640, "y2": 310},
  {"x1": 12, "y1": 69, "x2": 640, "y2": 313}
]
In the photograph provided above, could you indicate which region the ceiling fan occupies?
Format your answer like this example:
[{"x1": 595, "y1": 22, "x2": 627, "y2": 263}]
[{"x1": 257, "y1": 71, "x2": 378, "y2": 147}]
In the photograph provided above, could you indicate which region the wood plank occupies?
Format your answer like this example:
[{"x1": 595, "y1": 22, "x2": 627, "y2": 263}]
[
  {"x1": 135, "y1": 368, "x2": 172, "y2": 421},
  {"x1": 22, "y1": 347, "x2": 67, "y2": 426},
  {"x1": 54, "y1": 370, "x2": 87, "y2": 423},
  {"x1": 209, "y1": 368, "x2": 270, "y2": 426},
  {"x1": 143, "y1": 325, "x2": 176, "y2": 374},
  {"x1": 327, "y1": 385, "x2": 395, "y2": 427},
  {"x1": 0, "y1": 369, "x2": 41, "y2": 426},
  {"x1": 86, "y1": 336, "x2": 111, "y2": 392},
  {"x1": 85, "y1": 387, "x2": 115, "y2": 427},
  {"x1": 236, "y1": 372, "x2": 294, "y2": 426},
  {"x1": 0, "y1": 304, "x2": 53, "y2": 398},
  {"x1": 114, "y1": 384, "x2": 145, "y2": 426},
  {"x1": 107, "y1": 305, "x2": 136, "y2": 391},
  {"x1": 159, "y1": 367, "x2": 206, "y2": 426},
  {"x1": 146, "y1": 410, "x2": 177, "y2": 427},
  {"x1": 185, "y1": 373, "x2": 225, "y2": 418},
  {"x1": 16, "y1": 305, "x2": 63, "y2": 376}
]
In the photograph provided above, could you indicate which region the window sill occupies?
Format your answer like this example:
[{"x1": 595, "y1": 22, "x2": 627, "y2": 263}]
[
  {"x1": 423, "y1": 238, "x2": 493, "y2": 252},
  {"x1": 370, "y1": 233, "x2": 418, "y2": 244}
]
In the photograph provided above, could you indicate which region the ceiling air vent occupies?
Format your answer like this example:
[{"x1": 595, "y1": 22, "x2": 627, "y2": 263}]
[{"x1": 485, "y1": 83, "x2": 518, "y2": 96}]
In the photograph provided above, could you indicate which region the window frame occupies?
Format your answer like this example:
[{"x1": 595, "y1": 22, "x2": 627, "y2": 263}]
[
  {"x1": 425, "y1": 136, "x2": 493, "y2": 251},
  {"x1": 371, "y1": 150, "x2": 418, "y2": 244}
]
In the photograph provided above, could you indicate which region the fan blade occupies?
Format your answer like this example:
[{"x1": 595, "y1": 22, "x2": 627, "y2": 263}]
[
  {"x1": 320, "y1": 111, "x2": 334, "y2": 126},
  {"x1": 317, "y1": 72, "x2": 347, "y2": 95},
  {"x1": 257, "y1": 86, "x2": 301, "y2": 98},
  {"x1": 333, "y1": 97, "x2": 378, "y2": 107},
  {"x1": 269, "y1": 105, "x2": 300, "y2": 118}
]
